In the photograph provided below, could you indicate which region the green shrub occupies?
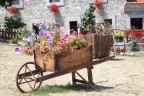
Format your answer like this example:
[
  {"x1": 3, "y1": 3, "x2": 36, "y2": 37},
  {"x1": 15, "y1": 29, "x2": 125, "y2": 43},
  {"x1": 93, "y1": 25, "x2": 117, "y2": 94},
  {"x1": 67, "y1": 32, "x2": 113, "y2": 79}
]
[
  {"x1": 129, "y1": 39, "x2": 139, "y2": 51},
  {"x1": 4, "y1": 16, "x2": 26, "y2": 30}
]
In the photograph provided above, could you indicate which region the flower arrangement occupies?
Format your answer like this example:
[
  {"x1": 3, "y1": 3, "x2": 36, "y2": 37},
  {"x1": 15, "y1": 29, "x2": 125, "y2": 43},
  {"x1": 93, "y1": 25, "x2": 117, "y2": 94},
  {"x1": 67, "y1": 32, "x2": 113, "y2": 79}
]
[
  {"x1": 95, "y1": 20, "x2": 112, "y2": 35},
  {"x1": 94, "y1": 0, "x2": 102, "y2": 9},
  {"x1": 48, "y1": 4, "x2": 58, "y2": 13},
  {"x1": 125, "y1": 29, "x2": 144, "y2": 38},
  {"x1": 15, "y1": 22, "x2": 88, "y2": 56},
  {"x1": 8, "y1": 6, "x2": 18, "y2": 14}
]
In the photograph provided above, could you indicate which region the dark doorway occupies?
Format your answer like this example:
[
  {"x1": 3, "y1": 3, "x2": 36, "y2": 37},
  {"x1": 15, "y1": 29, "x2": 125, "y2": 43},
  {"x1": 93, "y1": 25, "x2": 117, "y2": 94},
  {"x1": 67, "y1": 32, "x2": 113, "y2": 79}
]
[
  {"x1": 32, "y1": 24, "x2": 39, "y2": 35},
  {"x1": 130, "y1": 18, "x2": 143, "y2": 29},
  {"x1": 69, "y1": 21, "x2": 78, "y2": 34}
]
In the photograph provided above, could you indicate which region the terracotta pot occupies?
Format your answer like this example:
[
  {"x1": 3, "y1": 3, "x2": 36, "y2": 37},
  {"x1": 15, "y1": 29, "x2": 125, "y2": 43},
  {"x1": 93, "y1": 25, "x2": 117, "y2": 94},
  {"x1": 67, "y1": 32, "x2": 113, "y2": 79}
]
[
  {"x1": 94, "y1": 0, "x2": 102, "y2": 9},
  {"x1": 48, "y1": 4, "x2": 58, "y2": 13},
  {"x1": 8, "y1": 6, "x2": 18, "y2": 14}
]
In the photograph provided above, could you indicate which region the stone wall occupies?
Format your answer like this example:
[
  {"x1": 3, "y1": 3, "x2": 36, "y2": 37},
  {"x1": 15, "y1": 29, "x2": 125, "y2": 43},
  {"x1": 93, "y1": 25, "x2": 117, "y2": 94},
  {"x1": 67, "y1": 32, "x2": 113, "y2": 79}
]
[{"x1": 0, "y1": 0, "x2": 144, "y2": 33}]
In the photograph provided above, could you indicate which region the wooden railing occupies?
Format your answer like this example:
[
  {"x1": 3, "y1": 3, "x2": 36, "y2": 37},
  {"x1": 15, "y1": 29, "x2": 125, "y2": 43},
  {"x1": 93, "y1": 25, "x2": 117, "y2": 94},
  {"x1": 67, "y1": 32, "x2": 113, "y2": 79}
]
[{"x1": 0, "y1": 29, "x2": 17, "y2": 40}]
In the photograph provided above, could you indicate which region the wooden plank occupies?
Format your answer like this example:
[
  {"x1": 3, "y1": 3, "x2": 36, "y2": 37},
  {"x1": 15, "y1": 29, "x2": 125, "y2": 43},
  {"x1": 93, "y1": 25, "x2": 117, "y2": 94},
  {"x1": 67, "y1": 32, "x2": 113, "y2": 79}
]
[{"x1": 36, "y1": 56, "x2": 115, "y2": 83}]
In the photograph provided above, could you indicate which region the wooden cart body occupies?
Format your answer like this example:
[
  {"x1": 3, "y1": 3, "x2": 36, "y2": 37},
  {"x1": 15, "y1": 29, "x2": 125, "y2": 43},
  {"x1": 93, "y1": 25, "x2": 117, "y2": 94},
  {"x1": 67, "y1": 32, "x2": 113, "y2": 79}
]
[
  {"x1": 16, "y1": 55, "x2": 114, "y2": 93},
  {"x1": 16, "y1": 45, "x2": 114, "y2": 93}
]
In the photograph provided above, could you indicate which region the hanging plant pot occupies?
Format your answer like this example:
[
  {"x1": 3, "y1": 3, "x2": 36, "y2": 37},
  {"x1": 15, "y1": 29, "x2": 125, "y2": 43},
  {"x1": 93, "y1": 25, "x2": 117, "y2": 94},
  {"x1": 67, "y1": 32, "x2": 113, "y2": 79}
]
[
  {"x1": 48, "y1": 4, "x2": 58, "y2": 13},
  {"x1": 7, "y1": 6, "x2": 18, "y2": 14},
  {"x1": 94, "y1": 0, "x2": 102, "y2": 9}
]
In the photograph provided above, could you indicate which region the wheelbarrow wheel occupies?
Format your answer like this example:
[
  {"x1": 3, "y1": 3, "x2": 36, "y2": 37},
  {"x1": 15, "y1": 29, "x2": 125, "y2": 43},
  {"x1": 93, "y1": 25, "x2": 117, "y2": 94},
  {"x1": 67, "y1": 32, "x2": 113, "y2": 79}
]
[{"x1": 16, "y1": 62, "x2": 43, "y2": 93}]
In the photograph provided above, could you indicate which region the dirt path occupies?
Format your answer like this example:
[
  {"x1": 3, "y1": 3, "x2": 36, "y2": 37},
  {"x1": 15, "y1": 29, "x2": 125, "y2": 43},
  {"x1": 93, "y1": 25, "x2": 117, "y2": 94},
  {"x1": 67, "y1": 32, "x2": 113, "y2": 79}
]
[{"x1": 0, "y1": 42, "x2": 144, "y2": 96}]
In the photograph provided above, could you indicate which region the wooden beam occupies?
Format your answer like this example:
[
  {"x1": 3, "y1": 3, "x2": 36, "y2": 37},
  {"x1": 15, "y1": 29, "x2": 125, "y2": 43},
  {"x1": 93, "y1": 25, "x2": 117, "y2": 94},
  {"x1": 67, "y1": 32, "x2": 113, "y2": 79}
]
[
  {"x1": 36, "y1": 56, "x2": 115, "y2": 83},
  {"x1": 75, "y1": 72, "x2": 95, "y2": 89}
]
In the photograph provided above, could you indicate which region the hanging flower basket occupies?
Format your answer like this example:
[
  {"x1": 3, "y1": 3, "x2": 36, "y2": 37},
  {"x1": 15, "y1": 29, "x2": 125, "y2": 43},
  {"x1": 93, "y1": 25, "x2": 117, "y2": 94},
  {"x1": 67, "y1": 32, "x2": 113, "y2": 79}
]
[
  {"x1": 94, "y1": 0, "x2": 102, "y2": 9},
  {"x1": 48, "y1": 4, "x2": 58, "y2": 13},
  {"x1": 7, "y1": 6, "x2": 18, "y2": 14}
]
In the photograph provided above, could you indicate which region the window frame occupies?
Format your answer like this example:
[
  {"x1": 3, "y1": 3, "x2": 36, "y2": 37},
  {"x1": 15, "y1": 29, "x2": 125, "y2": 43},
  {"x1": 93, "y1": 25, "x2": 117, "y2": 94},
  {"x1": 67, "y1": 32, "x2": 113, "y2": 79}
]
[
  {"x1": 28, "y1": 19, "x2": 44, "y2": 31},
  {"x1": 12, "y1": 0, "x2": 24, "y2": 8},
  {"x1": 46, "y1": 0, "x2": 64, "y2": 6},
  {"x1": 65, "y1": 17, "x2": 81, "y2": 35},
  {"x1": 102, "y1": 15, "x2": 116, "y2": 29},
  {"x1": 126, "y1": 14, "x2": 144, "y2": 29}
]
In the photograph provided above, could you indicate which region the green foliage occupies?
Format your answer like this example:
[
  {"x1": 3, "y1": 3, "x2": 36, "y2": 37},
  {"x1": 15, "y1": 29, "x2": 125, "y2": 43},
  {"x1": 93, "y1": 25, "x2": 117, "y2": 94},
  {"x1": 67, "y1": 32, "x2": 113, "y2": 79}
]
[
  {"x1": 0, "y1": 0, "x2": 15, "y2": 8},
  {"x1": 12, "y1": 27, "x2": 32, "y2": 44},
  {"x1": 78, "y1": 6, "x2": 96, "y2": 34},
  {"x1": 129, "y1": 39, "x2": 139, "y2": 52},
  {"x1": 113, "y1": 31, "x2": 124, "y2": 38},
  {"x1": 4, "y1": 16, "x2": 26, "y2": 30}
]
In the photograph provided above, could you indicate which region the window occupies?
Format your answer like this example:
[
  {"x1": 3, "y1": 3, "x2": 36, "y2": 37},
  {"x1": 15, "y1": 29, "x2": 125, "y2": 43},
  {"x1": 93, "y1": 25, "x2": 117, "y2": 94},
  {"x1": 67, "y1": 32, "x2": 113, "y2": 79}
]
[
  {"x1": 65, "y1": 17, "x2": 80, "y2": 34},
  {"x1": 69, "y1": 21, "x2": 78, "y2": 34},
  {"x1": 46, "y1": 0, "x2": 64, "y2": 6},
  {"x1": 130, "y1": 18, "x2": 143, "y2": 29},
  {"x1": 102, "y1": 15, "x2": 116, "y2": 29},
  {"x1": 104, "y1": 19, "x2": 112, "y2": 25},
  {"x1": 89, "y1": 0, "x2": 107, "y2": 4},
  {"x1": 28, "y1": 19, "x2": 44, "y2": 31},
  {"x1": 13, "y1": 0, "x2": 23, "y2": 8}
]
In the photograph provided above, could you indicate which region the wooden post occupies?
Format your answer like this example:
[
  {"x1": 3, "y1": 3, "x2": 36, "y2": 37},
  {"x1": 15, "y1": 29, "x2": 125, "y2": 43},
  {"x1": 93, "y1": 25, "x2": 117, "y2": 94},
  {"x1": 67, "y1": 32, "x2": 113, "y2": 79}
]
[
  {"x1": 72, "y1": 72, "x2": 76, "y2": 85},
  {"x1": 87, "y1": 66, "x2": 94, "y2": 85}
]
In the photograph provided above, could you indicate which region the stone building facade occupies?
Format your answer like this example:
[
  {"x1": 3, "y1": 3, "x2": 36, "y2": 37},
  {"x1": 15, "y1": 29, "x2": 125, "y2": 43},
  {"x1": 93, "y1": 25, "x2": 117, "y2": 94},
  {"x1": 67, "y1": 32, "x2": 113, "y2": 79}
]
[{"x1": 0, "y1": 0, "x2": 144, "y2": 34}]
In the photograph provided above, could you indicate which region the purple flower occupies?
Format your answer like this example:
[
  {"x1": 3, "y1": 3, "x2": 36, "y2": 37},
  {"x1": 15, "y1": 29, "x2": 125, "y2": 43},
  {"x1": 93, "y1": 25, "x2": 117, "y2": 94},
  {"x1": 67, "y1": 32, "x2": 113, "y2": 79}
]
[
  {"x1": 27, "y1": 42, "x2": 30, "y2": 46},
  {"x1": 15, "y1": 47, "x2": 19, "y2": 52},
  {"x1": 39, "y1": 24, "x2": 46, "y2": 29},
  {"x1": 47, "y1": 38, "x2": 53, "y2": 44},
  {"x1": 28, "y1": 33, "x2": 34, "y2": 38},
  {"x1": 38, "y1": 31, "x2": 44, "y2": 36}
]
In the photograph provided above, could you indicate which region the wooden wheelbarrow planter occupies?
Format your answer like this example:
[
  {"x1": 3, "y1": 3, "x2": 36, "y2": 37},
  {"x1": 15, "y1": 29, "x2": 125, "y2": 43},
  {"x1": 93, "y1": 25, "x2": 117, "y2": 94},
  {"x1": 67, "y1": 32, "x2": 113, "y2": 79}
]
[{"x1": 16, "y1": 45, "x2": 115, "y2": 93}]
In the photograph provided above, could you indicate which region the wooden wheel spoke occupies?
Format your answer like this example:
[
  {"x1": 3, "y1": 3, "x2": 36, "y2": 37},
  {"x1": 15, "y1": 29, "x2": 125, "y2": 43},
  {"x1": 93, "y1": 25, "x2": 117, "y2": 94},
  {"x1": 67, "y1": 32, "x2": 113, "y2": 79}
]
[
  {"x1": 23, "y1": 77, "x2": 34, "y2": 91},
  {"x1": 25, "y1": 65, "x2": 27, "y2": 73},
  {"x1": 33, "y1": 82, "x2": 37, "y2": 90},
  {"x1": 18, "y1": 77, "x2": 24, "y2": 84},
  {"x1": 16, "y1": 62, "x2": 43, "y2": 93},
  {"x1": 26, "y1": 65, "x2": 36, "y2": 79}
]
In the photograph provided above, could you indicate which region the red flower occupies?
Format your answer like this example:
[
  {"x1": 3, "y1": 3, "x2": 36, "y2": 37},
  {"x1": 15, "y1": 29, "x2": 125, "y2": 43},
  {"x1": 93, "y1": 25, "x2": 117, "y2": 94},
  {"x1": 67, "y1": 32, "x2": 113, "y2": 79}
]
[
  {"x1": 94, "y1": 0, "x2": 102, "y2": 9},
  {"x1": 48, "y1": 4, "x2": 58, "y2": 13},
  {"x1": 8, "y1": 6, "x2": 18, "y2": 14},
  {"x1": 121, "y1": 47, "x2": 126, "y2": 52}
]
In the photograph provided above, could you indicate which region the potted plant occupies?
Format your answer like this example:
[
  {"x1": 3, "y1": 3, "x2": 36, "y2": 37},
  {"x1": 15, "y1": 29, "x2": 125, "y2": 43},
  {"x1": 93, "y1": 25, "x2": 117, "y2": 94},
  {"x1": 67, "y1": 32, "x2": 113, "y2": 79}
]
[
  {"x1": 48, "y1": 4, "x2": 58, "y2": 13},
  {"x1": 113, "y1": 31, "x2": 124, "y2": 42},
  {"x1": 78, "y1": 6, "x2": 113, "y2": 58},
  {"x1": 7, "y1": 6, "x2": 18, "y2": 14},
  {"x1": 15, "y1": 22, "x2": 92, "y2": 71},
  {"x1": 94, "y1": 0, "x2": 102, "y2": 9}
]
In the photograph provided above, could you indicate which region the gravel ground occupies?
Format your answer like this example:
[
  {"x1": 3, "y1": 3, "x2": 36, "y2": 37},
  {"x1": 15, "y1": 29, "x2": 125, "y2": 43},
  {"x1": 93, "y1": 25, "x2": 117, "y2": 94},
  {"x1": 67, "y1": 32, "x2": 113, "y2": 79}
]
[{"x1": 0, "y1": 42, "x2": 144, "y2": 96}]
